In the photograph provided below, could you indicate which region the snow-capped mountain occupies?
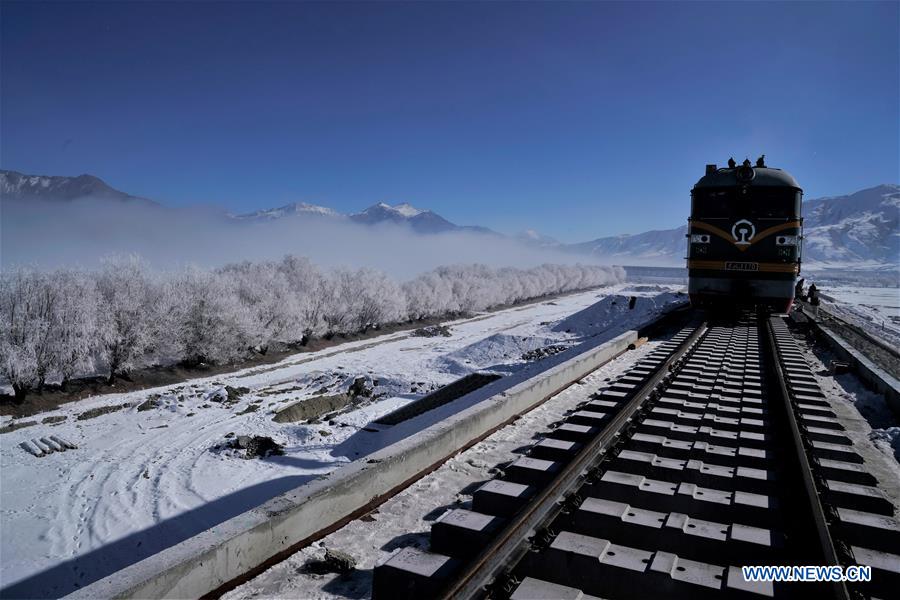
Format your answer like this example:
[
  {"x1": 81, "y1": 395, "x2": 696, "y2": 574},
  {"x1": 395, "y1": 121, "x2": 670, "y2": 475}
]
[
  {"x1": 0, "y1": 169, "x2": 156, "y2": 205},
  {"x1": 348, "y1": 202, "x2": 460, "y2": 233},
  {"x1": 378, "y1": 202, "x2": 423, "y2": 217},
  {"x1": 801, "y1": 184, "x2": 899, "y2": 268},
  {"x1": 348, "y1": 202, "x2": 497, "y2": 235},
  {"x1": 233, "y1": 199, "x2": 495, "y2": 235},
  {"x1": 232, "y1": 202, "x2": 340, "y2": 220},
  {"x1": 562, "y1": 226, "x2": 689, "y2": 264}
]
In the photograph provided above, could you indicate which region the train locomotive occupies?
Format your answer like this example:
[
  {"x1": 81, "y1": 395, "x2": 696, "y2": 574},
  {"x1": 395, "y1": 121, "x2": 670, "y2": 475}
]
[{"x1": 687, "y1": 156, "x2": 802, "y2": 313}]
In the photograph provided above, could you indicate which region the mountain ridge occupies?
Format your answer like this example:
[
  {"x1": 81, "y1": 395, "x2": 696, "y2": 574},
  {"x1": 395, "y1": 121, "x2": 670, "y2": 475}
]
[{"x1": 0, "y1": 169, "x2": 158, "y2": 206}]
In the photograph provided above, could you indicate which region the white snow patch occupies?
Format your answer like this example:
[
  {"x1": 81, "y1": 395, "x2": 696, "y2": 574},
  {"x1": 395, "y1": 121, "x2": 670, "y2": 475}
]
[
  {"x1": 390, "y1": 203, "x2": 424, "y2": 217},
  {"x1": 819, "y1": 285, "x2": 900, "y2": 348},
  {"x1": 553, "y1": 292, "x2": 684, "y2": 339}
]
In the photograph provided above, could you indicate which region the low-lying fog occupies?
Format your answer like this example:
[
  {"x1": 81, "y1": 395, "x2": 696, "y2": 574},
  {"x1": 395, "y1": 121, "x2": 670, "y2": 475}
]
[{"x1": 2, "y1": 198, "x2": 610, "y2": 276}]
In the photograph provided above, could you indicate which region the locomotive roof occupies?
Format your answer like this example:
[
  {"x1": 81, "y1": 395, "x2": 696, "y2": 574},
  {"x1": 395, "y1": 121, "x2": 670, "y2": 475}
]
[{"x1": 693, "y1": 167, "x2": 801, "y2": 190}]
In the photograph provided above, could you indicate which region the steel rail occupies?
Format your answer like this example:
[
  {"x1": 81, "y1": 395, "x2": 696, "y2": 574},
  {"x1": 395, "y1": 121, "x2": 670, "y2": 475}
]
[
  {"x1": 438, "y1": 322, "x2": 709, "y2": 600},
  {"x1": 764, "y1": 317, "x2": 851, "y2": 600}
]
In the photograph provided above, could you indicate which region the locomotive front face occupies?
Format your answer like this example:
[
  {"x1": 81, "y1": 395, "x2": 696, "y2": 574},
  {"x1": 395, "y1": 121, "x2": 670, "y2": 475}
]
[{"x1": 687, "y1": 160, "x2": 802, "y2": 313}]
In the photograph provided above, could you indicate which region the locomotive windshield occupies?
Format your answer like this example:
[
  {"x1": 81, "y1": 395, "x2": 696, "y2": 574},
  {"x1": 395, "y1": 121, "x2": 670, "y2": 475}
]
[{"x1": 692, "y1": 189, "x2": 801, "y2": 219}]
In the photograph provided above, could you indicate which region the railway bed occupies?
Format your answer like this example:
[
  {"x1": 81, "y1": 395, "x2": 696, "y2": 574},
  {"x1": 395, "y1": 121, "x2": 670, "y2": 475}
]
[{"x1": 372, "y1": 313, "x2": 900, "y2": 600}]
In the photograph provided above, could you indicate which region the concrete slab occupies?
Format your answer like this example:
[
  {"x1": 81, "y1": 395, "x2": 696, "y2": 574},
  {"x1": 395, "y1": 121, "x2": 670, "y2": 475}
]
[
  {"x1": 371, "y1": 547, "x2": 459, "y2": 600},
  {"x1": 472, "y1": 479, "x2": 535, "y2": 517},
  {"x1": 430, "y1": 508, "x2": 506, "y2": 557}
]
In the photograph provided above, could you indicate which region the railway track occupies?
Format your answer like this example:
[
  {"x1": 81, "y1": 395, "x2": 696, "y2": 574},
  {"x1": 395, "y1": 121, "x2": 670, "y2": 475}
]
[{"x1": 372, "y1": 313, "x2": 900, "y2": 600}]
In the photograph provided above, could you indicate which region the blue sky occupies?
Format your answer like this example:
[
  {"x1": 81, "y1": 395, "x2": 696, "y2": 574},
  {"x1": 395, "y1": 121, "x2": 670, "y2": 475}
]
[{"x1": 2, "y1": 1, "x2": 897, "y2": 241}]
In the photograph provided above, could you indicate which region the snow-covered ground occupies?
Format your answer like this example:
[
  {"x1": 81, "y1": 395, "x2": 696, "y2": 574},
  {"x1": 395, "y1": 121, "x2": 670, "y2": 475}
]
[
  {"x1": 818, "y1": 285, "x2": 900, "y2": 349},
  {"x1": 0, "y1": 285, "x2": 685, "y2": 598}
]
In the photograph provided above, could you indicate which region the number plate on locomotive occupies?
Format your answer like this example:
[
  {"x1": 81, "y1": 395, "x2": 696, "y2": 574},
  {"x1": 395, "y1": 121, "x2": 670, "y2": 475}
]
[{"x1": 725, "y1": 262, "x2": 759, "y2": 271}]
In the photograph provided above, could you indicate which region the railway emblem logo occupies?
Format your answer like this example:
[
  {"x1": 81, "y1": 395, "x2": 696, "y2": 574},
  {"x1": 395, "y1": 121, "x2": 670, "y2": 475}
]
[{"x1": 731, "y1": 219, "x2": 756, "y2": 246}]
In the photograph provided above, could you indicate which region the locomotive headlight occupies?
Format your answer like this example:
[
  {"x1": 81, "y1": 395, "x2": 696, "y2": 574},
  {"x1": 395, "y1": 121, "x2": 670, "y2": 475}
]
[
  {"x1": 776, "y1": 235, "x2": 798, "y2": 246},
  {"x1": 690, "y1": 234, "x2": 711, "y2": 244}
]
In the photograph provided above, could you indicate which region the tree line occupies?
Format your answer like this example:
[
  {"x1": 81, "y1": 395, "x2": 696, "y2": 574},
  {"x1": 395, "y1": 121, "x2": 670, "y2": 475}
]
[{"x1": 0, "y1": 255, "x2": 623, "y2": 398}]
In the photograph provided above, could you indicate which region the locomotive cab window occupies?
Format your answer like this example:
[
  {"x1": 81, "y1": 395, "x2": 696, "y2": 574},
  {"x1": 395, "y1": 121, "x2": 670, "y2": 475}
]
[
  {"x1": 750, "y1": 193, "x2": 801, "y2": 219},
  {"x1": 692, "y1": 189, "x2": 800, "y2": 219},
  {"x1": 691, "y1": 191, "x2": 733, "y2": 218}
]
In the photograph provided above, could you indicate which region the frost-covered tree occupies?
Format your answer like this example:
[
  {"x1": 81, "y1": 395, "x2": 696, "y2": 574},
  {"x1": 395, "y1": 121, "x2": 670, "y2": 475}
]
[
  {"x1": 0, "y1": 256, "x2": 624, "y2": 391},
  {"x1": 321, "y1": 269, "x2": 354, "y2": 336},
  {"x1": 166, "y1": 267, "x2": 254, "y2": 365},
  {"x1": 349, "y1": 268, "x2": 406, "y2": 331},
  {"x1": 403, "y1": 271, "x2": 457, "y2": 319},
  {"x1": 94, "y1": 256, "x2": 159, "y2": 383},
  {"x1": 401, "y1": 263, "x2": 623, "y2": 319},
  {"x1": 0, "y1": 268, "x2": 97, "y2": 395},
  {"x1": 277, "y1": 255, "x2": 327, "y2": 339},
  {"x1": 51, "y1": 269, "x2": 98, "y2": 386},
  {"x1": 218, "y1": 260, "x2": 303, "y2": 351},
  {"x1": 0, "y1": 269, "x2": 52, "y2": 397}
]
